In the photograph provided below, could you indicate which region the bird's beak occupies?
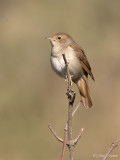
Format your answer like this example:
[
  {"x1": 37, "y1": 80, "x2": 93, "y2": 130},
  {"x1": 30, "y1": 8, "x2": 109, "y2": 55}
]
[{"x1": 45, "y1": 36, "x2": 52, "y2": 40}]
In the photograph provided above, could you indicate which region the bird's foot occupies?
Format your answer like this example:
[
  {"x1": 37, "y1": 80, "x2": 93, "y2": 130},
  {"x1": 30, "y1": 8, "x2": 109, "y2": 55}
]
[
  {"x1": 66, "y1": 89, "x2": 76, "y2": 105},
  {"x1": 65, "y1": 75, "x2": 73, "y2": 86}
]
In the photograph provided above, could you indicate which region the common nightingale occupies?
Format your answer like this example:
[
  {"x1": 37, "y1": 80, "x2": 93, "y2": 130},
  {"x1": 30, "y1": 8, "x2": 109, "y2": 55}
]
[{"x1": 47, "y1": 33, "x2": 95, "y2": 108}]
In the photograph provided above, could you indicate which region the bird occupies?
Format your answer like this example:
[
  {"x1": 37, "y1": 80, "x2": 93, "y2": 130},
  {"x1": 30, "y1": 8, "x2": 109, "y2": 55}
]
[{"x1": 47, "y1": 33, "x2": 95, "y2": 108}]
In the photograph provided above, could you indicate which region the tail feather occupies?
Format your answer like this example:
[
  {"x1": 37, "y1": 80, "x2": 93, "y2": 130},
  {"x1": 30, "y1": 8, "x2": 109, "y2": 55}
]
[{"x1": 76, "y1": 76, "x2": 92, "y2": 108}]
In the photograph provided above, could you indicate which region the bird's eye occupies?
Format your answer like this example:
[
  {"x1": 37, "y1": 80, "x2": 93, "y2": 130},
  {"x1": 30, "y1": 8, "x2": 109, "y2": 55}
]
[{"x1": 58, "y1": 36, "x2": 61, "y2": 39}]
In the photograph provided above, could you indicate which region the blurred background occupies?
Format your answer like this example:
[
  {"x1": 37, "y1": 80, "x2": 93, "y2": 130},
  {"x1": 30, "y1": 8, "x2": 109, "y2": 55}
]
[{"x1": 0, "y1": 0, "x2": 120, "y2": 160}]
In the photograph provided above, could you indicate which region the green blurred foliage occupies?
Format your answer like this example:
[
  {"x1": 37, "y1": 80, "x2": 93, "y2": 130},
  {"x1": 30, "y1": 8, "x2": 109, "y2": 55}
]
[{"x1": 0, "y1": 0, "x2": 120, "y2": 159}]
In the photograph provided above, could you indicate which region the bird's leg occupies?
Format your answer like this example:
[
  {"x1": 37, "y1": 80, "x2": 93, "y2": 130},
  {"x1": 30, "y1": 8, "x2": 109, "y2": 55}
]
[{"x1": 65, "y1": 75, "x2": 73, "y2": 86}]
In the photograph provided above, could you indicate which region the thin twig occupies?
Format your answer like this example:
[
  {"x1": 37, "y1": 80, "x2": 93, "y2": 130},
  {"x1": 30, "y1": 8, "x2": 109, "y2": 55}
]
[
  {"x1": 103, "y1": 138, "x2": 120, "y2": 160},
  {"x1": 48, "y1": 124, "x2": 63, "y2": 143},
  {"x1": 67, "y1": 100, "x2": 74, "y2": 160},
  {"x1": 74, "y1": 128, "x2": 84, "y2": 146},
  {"x1": 61, "y1": 127, "x2": 68, "y2": 160},
  {"x1": 72, "y1": 102, "x2": 81, "y2": 117}
]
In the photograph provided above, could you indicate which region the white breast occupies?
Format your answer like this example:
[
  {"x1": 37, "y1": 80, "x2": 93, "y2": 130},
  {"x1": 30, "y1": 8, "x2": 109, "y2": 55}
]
[
  {"x1": 50, "y1": 54, "x2": 66, "y2": 77},
  {"x1": 51, "y1": 46, "x2": 83, "y2": 80}
]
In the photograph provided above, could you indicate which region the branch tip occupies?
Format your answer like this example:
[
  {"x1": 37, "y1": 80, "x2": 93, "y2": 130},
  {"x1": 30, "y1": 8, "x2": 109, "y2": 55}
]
[
  {"x1": 48, "y1": 124, "x2": 63, "y2": 143},
  {"x1": 73, "y1": 128, "x2": 84, "y2": 146}
]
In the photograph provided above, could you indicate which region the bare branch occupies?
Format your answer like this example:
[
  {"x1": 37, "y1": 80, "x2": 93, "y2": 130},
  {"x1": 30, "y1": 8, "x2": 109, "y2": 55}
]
[
  {"x1": 62, "y1": 54, "x2": 75, "y2": 160},
  {"x1": 103, "y1": 138, "x2": 120, "y2": 160},
  {"x1": 61, "y1": 127, "x2": 68, "y2": 160},
  {"x1": 49, "y1": 54, "x2": 82, "y2": 160},
  {"x1": 72, "y1": 102, "x2": 81, "y2": 117},
  {"x1": 48, "y1": 124, "x2": 63, "y2": 143},
  {"x1": 73, "y1": 128, "x2": 84, "y2": 146},
  {"x1": 67, "y1": 99, "x2": 74, "y2": 160}
]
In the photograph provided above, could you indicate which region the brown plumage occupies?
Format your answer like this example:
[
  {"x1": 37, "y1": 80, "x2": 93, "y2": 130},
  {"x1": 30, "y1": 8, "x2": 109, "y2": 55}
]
[{"x1": 47, "y1": 33, "x2": 95, "y2": 108}]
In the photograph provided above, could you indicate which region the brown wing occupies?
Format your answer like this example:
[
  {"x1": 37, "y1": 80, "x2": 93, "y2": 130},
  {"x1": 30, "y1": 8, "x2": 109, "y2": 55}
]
[{"x1": 70, "y1": 43, "x2": 95, "y2": 81}]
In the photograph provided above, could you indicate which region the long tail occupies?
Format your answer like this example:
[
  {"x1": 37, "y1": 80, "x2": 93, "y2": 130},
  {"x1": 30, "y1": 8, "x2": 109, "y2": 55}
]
[{"x1": 76, "y1": 76, "x2": 92, "y2": 108}]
